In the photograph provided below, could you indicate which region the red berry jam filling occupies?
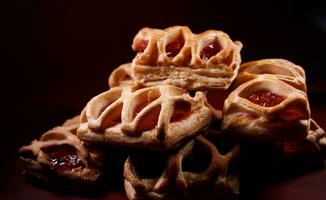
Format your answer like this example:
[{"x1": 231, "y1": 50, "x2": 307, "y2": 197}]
[
  {"x1": 165, "y1": 35, "x2": 185, "y2": 57},
  {"x1": 42, "y1": 144, "x2": 84, "y2": 172},
  {"x1": 248, "y1": 90, "x2": 285, "y2": 107},
  {"x1": 200, "y1": 41, "x2": 222, "y2": 61}
]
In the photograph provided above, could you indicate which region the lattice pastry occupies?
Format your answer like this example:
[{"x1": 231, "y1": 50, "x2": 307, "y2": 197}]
[
  {"x1": 108, "y1": 63, "x2": 226, "y2": 120},
  {"x1": 109, "y1": 63, "x2": 135, "y2": 88},
  {"x1": 19, "y1": 116, "x2": 104, "y2": 188},
  {"x1": 124, "y1": 133, "x2": 240, "y2": 200},
  {"x1": 131, "y1": 26, "x2": 242, "y2": 90},
  {"x1": 307, "y1": 119, "x2": 326, "y2": 150},
  {"x1": 232, "y1": 59, "x2": 306, "y2": 92},
  {"x1": 222, "y1": 74, "x2": 310, "y2": 141},
  {"x1": 77, "y1": 85, "x2": 212, "y2": 150}
]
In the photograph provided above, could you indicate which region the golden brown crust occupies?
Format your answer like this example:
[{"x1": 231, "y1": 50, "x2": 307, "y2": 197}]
[
  {"x1": 19, "y1": 116, "x2": 103, "y2": 184},
  {"x1": 232, "y1": 59, "x2": 306, "y2": 92},
  {"x1": 109, "y1": 63, "x2": 135, "y2": 88},
  {"x1": 307, "y1": 119, "x2": 326, "y2": 150},
  {"x1": 222, "y1": 75, "x2": 310, "y2": 141},
  {"x1": 123, "y1": 134, "x2": 240, "y2": 200},
  {"x1": 131, "y1": 26, "x2": 242, "y2": 90},
  {"x1": 77, "y1": 85, "x2": 212, "y2": 150}
]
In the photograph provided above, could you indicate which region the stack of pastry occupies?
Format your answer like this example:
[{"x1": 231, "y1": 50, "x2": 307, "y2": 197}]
[{"x1": 19, "y1": 26, "x2": 326, "y2": 199}]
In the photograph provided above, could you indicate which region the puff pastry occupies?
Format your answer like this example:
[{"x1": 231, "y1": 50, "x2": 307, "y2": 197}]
[
  {"x1": 109, "y1": 63, "x2": 135, "y2": 88},
  {"x1": 108, "y1": 63, "x2": 226, "y2": 120},
  {"x1": 131, "y1": 26, "x2": 242, "y2": 90},
  {"x1": 232, "y1": 59, "x2": 306, "y2": 92},
  {"x1": 222, "y1": 74, "x2": 310, "y2": 141},
  {"x1": 19, "y1": 116, "x2": 104, "y2": 187},
  {"x1": 124, "y1": 133, "x2": 240, "y2": 200},
  {"x1": 77, "y1": 85, "x2": 212, "y2": 150},
  {"x1": 307, "y1": 119, "x2": 326, "y2": 150}
]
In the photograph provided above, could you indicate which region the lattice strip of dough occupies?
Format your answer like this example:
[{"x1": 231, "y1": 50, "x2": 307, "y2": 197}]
[
  {"x1": 232, "y1": 59, "x2": 306, "y2": 92},
  {"x1": 124, "y1": 134, "x2": 240, "y2": 200},
  {"x1": 222, "y1": 75, "x2": 310, "y2": 141},
  {"x1": 19, "y1": 116, "x2": 103, "y2": 184},
  {"x1": 77, "y1": 85, "x2": 212, "y2": 150},
  {"x1": 131, "y1": 26, "x2": 242, "y2": 90}
]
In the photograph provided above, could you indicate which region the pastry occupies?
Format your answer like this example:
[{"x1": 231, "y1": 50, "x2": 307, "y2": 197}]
[
  {"x1": 108, "y1": 63, "x2": 227, "y2": 120},
  {"x1": 109, "y1": 63, "x2": 135, "y2": 88},
  {"x1": 124, "y1": 133, "x2": 240, "y2": 200},
  {"x1": 77, "y1": 85, "x2": 212, "y2": 150},
  {"x1": 222, "y1": 74, "x2": 310, "y2": 141},
  {"x1": 131, "y1": 26, "x2": 242, "y2": 90},
  {"x1": 19, "y1": 116, "x2": 104, "y2": 188},
  {"x1": 232, "y1": 59, "x2": 306, "y2": 92},
  {"x1": 307, "y1": 119, "x2": 326, "y2": 150}
]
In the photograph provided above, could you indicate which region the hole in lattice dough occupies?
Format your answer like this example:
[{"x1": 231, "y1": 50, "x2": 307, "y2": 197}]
[
  {"x1": 170, "y1": 100, "x2": 191, "y2": 123},
  {"x1": 132, "y1": 89, "x2": 161, "y2": 119},
  {"x1": 182, "y1": 140, "x2": 212, "y2": 173}
]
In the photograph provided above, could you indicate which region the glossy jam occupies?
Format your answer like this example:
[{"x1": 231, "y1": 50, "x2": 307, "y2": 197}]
[
  {"x1": 134, "y1": 39, "x2": 148, "y2": 53},
  {"x1": 136, "y1": 105, "x2": 161, "y2": 133},
  {"x1": 170, "y1": 101, "x2": 191, "y2": 122},
  {"x1": 42, "y1": 144, "x2": 84, "y2": 172},
  {"x1": 247, "y1": 90, "x2": 285, "y2": 107},
  {"x1": 165, "y1": 35, "x2": 185, "y2": 57},
  {"x1": 200, "y1": 41, "x2": 222, "y2": 61}
]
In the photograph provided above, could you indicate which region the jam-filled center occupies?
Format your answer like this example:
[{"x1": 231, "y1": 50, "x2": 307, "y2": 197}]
[
  {"x1": 200, "y1": 41, "x2": 222, "y2": 61},
  {"x1": 134, "y1": 39, "x2": 148, "y2": 53},
  {"x1": 165, "y1": 35, "x2": 185, "y2": 57},
  {"x1": 42, "y1": 144, "x2": 84, "y2": 172},
  {"x1": 247, "y1": 90, "x2": 285, "y2": 107}
]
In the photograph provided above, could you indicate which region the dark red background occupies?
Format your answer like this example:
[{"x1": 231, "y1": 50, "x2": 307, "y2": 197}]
[{"x1": 1, "y1": 0, "x2": 326, "y2": 199}]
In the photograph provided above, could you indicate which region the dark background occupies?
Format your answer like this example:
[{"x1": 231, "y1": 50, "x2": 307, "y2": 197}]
[{"x1": 1, "y1": 0, "x2": 326, "y2": 199}]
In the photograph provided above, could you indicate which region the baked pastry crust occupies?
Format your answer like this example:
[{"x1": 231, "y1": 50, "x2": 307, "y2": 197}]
[
  {"x1": 222, "y1": 75, "x2": 310, "y2": 141},
  {"x1": 109, "y1": 63, "x2": 135, "y2": 88},
  {"x1": 307, "y1": 119, "x2": 326, "y2": 150},
  {"x1": 19, "y1": 116, "x2": 103, "y2": 186},
  {"x1": 131, "y1": 26, "x2": 242, "y2": 90},
  {"x1": 232, "y1": 59, "x2": 306, "y2": 92},
  {"x1": 77, "y1": 85, "x2": 212, "y2": 150},
  {"x1": 124, "y1": 134, "x2": 240, "y2": 200}
]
